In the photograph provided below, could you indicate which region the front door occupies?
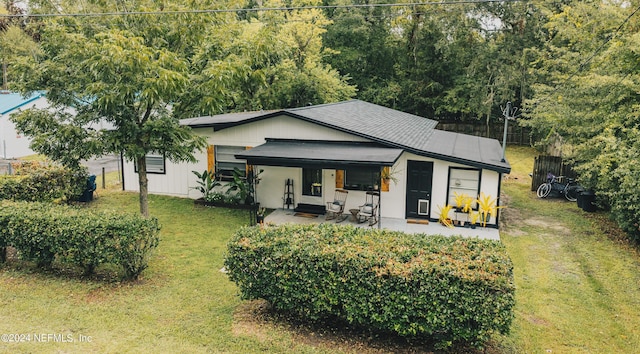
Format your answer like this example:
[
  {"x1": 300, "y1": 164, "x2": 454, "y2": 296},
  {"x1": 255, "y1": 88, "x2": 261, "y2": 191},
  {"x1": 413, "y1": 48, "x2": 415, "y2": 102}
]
[{"x1": 406, "y1": 160, "x2": 433, "y2": 219}]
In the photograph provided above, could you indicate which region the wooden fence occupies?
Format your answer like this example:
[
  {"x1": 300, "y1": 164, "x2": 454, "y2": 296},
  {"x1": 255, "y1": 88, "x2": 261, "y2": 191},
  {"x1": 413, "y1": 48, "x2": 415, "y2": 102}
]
[
  {"x1": 436, "y1": 122, "x2": 531, "y2": 145},
  {"x1": 530, "y1": 155, "x2": 577, "y2": 191}
]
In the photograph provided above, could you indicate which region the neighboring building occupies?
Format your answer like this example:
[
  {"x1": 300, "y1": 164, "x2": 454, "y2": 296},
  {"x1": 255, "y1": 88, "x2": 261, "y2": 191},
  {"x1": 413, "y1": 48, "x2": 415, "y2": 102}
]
[
  {"x1": 122, "y1": 100, "x2": 511, "y2": 227},
  {"x1": 0, "y1": 91, "x2": 47, "y2": 158}
]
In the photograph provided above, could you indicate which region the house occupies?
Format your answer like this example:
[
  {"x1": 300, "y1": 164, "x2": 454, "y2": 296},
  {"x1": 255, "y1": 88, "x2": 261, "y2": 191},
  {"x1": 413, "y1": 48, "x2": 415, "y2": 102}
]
[
  {"x1": 0, "y1": 91, "x2": 48, "y2": 159},
  {"x1": 122, "y1": 100, "x2": 511, "y2": 227}
]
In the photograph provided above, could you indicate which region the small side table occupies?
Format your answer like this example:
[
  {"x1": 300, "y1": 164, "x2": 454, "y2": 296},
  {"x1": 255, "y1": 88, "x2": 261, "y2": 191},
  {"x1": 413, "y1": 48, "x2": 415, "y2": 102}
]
[{"x1": 349, "y1": 208, "x2": 360, "y2": 222}]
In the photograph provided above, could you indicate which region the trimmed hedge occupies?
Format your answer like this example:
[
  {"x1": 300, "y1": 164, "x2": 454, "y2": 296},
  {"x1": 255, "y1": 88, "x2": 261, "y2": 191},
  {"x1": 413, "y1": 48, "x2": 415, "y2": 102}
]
[
  {"x1": 0, "y1": 162, "x2": 87, "y2": 203},
  {"x1": 225, "y1": 223, "x2": 515, "y2": 348},
  {"x1": 0, "y1": 201, "x2": 160, "y2": 280}
]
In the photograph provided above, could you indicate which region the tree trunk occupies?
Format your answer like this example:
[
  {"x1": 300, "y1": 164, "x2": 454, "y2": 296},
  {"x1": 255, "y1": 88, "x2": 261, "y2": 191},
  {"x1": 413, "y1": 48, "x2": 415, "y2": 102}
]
[{"x1": 136, "y1": 155, "x2": 149, "y2": 218}]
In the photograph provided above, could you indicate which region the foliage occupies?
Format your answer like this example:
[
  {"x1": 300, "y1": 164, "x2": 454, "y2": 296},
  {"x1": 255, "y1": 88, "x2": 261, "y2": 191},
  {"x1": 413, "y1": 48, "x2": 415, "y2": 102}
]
[
  {"x1": 0, "y1": 161, "x2": 87, "y2": 203},
  {"x1": 225, "y1": 223, "x2": 515, "y2": 349},
  {"x1": 523, "y1": 1, "x2": 640, "y2": 241},
  {"x1": 476, "y1": 193, "x2": 503, "y2": 227},
  {"x1": 323, "y1": 0, "x2": 543, "y2": 124},
  {"x1": 0, "y1": 200, "x2": 160, "y2": 279},
  {"x1": 437, "y1": 204, "x2": 454, "y2": 228},
  {"x1": 191, "y1": 169, "x2": 221, "y2": 201},
  {"x1": 224, "y1": 168, "x2": 263, "y2": 205},
  {"x1": 453, "y1": 192, "x2": 474, "y2": 212},
  {"x1": 10, "y1": 3, "x2": 211, "y2": 217}
]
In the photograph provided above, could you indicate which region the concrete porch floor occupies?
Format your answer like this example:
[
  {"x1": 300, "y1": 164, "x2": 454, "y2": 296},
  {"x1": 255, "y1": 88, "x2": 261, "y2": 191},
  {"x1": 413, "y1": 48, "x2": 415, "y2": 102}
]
[{"x1": 265, "y1": 209, "x2": 500, "y2": 241}]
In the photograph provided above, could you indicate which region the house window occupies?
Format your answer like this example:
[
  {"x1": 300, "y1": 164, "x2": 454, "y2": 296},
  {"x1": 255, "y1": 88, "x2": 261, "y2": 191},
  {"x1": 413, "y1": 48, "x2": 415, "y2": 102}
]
[
  {"x1": 302, "y1": 168, "x2": 322, "y2": 196},
  {"x1": 135, "y1": 153, "x2": 166, "y2": 174},
  {"x1": 447, "y1": 167, "x2": 481, "y2": 207},
  {"x1": 344, "y1": 167, "x2": 380, "y2": 191},
  {"x1": 216, "y1": 145, "x2": 246, "y2": 180}
]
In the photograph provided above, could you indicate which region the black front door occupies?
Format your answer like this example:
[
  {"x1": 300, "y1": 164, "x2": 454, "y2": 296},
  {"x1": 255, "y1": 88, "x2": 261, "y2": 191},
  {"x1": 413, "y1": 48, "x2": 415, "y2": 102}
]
[{"x1": 406, "y1": 160, "x2": 433, "y2": 219}]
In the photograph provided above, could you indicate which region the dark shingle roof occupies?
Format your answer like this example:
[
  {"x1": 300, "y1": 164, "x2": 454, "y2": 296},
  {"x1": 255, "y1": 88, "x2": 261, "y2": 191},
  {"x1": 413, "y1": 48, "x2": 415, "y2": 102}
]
[{"x1": 180, "y1": 100, "x2": 510, "y2": 173}]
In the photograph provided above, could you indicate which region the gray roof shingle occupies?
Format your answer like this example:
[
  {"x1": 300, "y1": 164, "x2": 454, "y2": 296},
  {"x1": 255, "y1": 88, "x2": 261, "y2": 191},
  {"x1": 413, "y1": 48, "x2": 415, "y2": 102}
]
[{"x1": 180, "y1": 100, "x2": 510, "y2": 173}]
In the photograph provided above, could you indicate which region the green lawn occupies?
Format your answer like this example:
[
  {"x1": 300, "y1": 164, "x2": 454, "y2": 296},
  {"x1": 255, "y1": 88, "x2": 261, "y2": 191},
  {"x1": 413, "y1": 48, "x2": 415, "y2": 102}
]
[{"x1": 1, "y1": 147, "x2": 640, "y2": 353}]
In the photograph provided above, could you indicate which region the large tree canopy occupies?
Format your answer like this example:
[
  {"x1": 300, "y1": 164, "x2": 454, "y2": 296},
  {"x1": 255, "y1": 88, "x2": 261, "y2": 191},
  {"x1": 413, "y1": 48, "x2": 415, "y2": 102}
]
[
  {"x1": 11, "y1": 22, "x2": 208, "y2": 216},
  {"x1": 9, "y1": 0, "x2": 356, "y2": 216}
]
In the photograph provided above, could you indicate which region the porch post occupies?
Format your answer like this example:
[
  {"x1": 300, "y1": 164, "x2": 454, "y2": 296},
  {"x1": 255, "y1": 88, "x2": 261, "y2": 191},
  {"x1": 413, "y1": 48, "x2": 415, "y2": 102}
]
[{"x1": 378, "y1": 166, "x2": 382, "y2": 229}]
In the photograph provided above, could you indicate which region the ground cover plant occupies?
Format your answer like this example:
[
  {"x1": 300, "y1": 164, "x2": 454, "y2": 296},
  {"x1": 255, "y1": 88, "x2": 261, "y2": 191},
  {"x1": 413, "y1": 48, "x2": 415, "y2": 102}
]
[{"x1": 1, "y1": 147, "x2": 640, "y2": 352}]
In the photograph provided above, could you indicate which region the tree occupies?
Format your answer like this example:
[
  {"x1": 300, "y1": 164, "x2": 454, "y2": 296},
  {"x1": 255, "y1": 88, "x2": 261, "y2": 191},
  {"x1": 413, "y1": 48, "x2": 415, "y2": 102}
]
[
  {"x1": 0, "y1": 1, "x2": 38, "y2": 89},
  {"x1": 177, "y1": 0, "x2": 355, "y2": 116},
  {"x1": 523, "y1": 1, "x2": 640, "y2": 240},
  {"x1": 11, "y1": 11, "x2": 208, "y2": 217}
]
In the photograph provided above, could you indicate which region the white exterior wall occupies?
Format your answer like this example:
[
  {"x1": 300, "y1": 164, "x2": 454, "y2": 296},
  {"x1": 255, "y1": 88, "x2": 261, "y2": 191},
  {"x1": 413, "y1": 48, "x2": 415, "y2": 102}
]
[
  {"x1": 0, "y1": 96, "x2": 49, "y2": 159},
  {"x1": 123, "y1": 115, "x2": 368, "y2": 197},
  {"x1": 122, "y1": 114, "x2": 503, "y2": 225}
]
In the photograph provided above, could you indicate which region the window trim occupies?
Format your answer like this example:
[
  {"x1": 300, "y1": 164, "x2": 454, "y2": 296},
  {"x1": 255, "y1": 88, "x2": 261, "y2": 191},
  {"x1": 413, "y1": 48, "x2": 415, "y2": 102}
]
[
  {"x1": 215, "y1": 145, "x2": 247, "y2": 181},
  {"x1": 342, "y1": 166, "x2": 381, "y2": 191},
  {"x1": 446, "y1": 167, "x2": 481, "y2": 209},
  {"x1": 134, "y1": 153, "x2": 166, "y2": 175}
]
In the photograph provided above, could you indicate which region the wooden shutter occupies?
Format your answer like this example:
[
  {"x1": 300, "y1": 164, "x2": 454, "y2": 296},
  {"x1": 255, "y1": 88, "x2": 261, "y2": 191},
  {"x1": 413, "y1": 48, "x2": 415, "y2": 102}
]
[
  {"x1": 381, "y1": 166, "x2": 390, "y2": 192},
  {"x1": 245, "y1": 146, "x2": 252, "y2": 175},
  {"x1": 207, "y1": 145, "x2": 215, "y2": 173},
  {"x1": 335, "y1": 170, "x2": 344, "y2": 189}
]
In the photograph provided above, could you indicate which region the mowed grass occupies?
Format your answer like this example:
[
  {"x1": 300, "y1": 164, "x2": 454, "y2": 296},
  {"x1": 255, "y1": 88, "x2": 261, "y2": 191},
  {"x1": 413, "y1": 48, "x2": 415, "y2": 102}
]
[
  {"x1": 0, "y1": 191, "x2": 330, "y2": 353},
  {"x1": 2, "y1": 148, "x2": 640, "y2": 353},
  {"x1": 495, "y1": 146, "x2": 640, "y2": 352}
]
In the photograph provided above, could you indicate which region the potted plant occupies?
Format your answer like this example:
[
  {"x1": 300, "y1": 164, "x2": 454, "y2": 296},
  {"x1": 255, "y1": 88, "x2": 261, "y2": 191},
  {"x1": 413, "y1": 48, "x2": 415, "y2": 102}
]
[
  {"x1": 452, "y1": 192, "x2": 473, "y2": 225},
  {"x1": 438, "y1": 204, "x2": 454, "y2": 228},
  {"x1": 476, "y1": 192, "x2": 504, "y2": 227},
  {"x1": 256, "y1": 207, "x2": 266, "y2": 224},
  {"x1": 380, "y1": 166, "x2": 400, "y2": 185},
  {"x1": 468, "y1": 210, "x2": 480, "y2": 229}
]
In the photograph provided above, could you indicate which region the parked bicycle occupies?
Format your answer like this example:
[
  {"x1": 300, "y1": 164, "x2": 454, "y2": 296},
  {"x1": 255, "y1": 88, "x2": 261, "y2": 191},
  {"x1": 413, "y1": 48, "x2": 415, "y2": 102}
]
[{"x1": 536, "y1": 172, "x2": 580, "y2": 202}]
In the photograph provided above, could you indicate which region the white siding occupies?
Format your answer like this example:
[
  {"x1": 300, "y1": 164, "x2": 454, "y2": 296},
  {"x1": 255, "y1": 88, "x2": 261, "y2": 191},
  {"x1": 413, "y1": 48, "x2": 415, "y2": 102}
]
[
  {"x1": 0, "y1": 96, "x2": 49, "y2": 158},
  {"x1": 122, "y1": 113, "x2": 504, "y2": 226}
]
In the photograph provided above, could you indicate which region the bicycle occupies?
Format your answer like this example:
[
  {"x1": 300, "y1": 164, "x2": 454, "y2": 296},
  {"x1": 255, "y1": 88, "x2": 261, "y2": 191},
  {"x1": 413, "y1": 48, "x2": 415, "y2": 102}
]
[{"x1": 536, "y1": 173, "x2": 579, "y2": 202}]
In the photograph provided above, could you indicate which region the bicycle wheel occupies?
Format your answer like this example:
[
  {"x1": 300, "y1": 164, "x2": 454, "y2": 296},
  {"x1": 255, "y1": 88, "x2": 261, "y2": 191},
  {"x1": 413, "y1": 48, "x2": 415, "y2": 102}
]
[
  {"x1": 565, "y1": 186, "x2": 578, "y2": 202},
  {"x1": 537, "y1": 183, "x2": 551, "y2": 198}
]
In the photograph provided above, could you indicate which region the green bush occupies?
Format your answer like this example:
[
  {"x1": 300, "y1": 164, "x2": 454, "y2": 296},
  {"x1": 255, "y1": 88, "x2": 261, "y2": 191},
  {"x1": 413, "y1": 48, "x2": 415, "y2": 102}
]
[
  {"x1": 0, "y1": 162, "x2": 87, "y2": 203},
  {"x1": 0, "y1": 201, "x2": 160, "y2": 280},
  {"x1": 225, "y1": 224, "x2": 515, "y2": 349}
]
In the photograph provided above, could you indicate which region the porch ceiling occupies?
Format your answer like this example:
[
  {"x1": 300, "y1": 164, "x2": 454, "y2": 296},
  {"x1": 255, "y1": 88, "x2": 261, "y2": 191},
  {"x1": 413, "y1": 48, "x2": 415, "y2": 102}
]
[{"x1": 235, "y1": 139, "x2": 403, "y2": 169}]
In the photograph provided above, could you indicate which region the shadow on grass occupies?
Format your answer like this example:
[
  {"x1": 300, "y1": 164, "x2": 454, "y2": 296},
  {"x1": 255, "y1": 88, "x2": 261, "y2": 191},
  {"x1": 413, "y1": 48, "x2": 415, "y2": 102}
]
[{"x1": 233, "y1": 299, "x2": 506, "y2": 354}]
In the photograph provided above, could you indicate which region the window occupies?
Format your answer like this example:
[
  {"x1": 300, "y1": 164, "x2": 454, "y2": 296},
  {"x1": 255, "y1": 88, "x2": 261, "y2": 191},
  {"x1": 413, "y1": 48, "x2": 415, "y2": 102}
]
[
  {"x1": 302, "y1": 168, "x2": 322, "y2": 196},
  {"x1": 344, "y1": 167, "x2": 380, "y2": 191},
  {"x1": 216, "y1": 146, "x2": 246, "y2": 180},
  {"x1": 447, "y1": 167, "x2": 481, "y2": 207},
  {"x1": 135, "y1": 153, "x2": 166, "y2": 174}
]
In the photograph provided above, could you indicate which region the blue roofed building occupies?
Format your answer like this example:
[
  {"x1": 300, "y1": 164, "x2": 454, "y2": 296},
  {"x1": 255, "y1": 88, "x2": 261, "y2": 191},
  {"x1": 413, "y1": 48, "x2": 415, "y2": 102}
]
[{"x1": 0, "y1": 91, "x2": 48, "y2": 158}]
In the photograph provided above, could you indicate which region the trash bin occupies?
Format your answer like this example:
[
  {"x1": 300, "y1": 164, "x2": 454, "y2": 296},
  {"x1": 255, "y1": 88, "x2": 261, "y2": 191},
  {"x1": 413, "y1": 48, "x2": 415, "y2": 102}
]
[
  {"x1": 575, "y1": 187, "x2": 585, "y2": 208},
  {"x1": 579, "y1": 190, "x2": 597, "y2": 212},
  {"x1": 79, "y1": 175, "x2": 97, "y2": 202}
]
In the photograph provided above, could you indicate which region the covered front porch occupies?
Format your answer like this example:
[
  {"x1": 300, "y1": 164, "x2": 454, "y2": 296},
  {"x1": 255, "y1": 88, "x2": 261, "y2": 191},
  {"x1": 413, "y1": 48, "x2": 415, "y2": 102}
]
[{"x1": 264, "y1": 208, "x2": 500, "y2": 241}]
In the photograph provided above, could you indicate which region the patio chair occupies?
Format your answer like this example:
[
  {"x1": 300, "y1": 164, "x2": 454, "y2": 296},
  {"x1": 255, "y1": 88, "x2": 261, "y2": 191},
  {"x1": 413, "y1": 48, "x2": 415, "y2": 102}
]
[
  {"x1": 356, "y1": 191, "x2": 380, "y2": 226},
  {"x1": 326, "y1": 189, "x2": 348, "y2": 222}
]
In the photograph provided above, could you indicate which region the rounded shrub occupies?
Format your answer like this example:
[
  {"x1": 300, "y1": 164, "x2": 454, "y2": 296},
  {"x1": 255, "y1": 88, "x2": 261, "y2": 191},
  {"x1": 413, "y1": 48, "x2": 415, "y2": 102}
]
[
  {"x1": 225, "y1": 223, "x2": 515, "y2": 349},
  {"x1": 0, "y1": 201, "x2": 160, "y2": 280}
]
